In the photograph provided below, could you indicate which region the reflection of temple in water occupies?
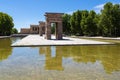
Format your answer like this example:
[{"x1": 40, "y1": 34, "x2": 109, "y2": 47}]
[
  {"x1": 62, "y1": 46, "x2": 120, "y2": 74},
  {"x1": 39, "y1": 45, "x2": 120, "y2": 73},
  {"x1": 39, "y1": 46, "x2": 63, "y2": 71},
  {"x1": 0, "y1": 38, "x2": 12, "y2": 61}
]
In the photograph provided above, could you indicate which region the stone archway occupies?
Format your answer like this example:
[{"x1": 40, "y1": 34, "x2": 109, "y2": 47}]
[{"x1": 44, "y1": 12, "x2": 64, "y2": 40}]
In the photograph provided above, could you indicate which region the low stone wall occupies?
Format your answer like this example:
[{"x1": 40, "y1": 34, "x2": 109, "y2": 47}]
[
  {"x1": 0, "y1": 36, "x2": 10, "y2": 39},
  {"x1": 11, "y1": 34, "x2": 29, "y2": 37}
]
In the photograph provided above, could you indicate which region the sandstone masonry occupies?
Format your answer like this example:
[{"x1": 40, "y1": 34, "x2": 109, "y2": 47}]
[{"x1": 20, "y1": 12, "x2": 64, "y2": 40}]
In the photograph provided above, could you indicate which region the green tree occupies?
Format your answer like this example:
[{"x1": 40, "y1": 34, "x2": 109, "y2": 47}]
[
  {"x1": 0, "y1": 12, "x2": 14, "y2": 36},
  {"x1": 12, "y1": 28, "x2": 18, "y2": 34},
  {"x1": 62, "y1": 14, "x2": 71, "y2": 35},
  {"x1": 99, "y1": 2, "x2": 120, "y2": 37},
  {"x1": 75, "y1": 10, "x2": 83, "y2": 35},
  {"x1": 80, "y1": 10, "x2": 89, "y2": 35},
  {"x1": 99, "y1": 2, "x2": 113, "y2": 36},
  {"x1": 62, "y1": 2, "x2": 120, "y2": 37},
  {"x1": 111, "y1": 4, "x2": 120, "y2": 36},
  {"x1": 70, "y1": 12, "x2": 76, "y2": 35},
  {"x1": 84, "y1": 10, "x2": 97, "y2": 36},
  {"x1": 70, "y1": 10, "x2": 83, "y2": 35},
  {"x1": 95, "y1": 14, "x2": 102, "y2": 36}
]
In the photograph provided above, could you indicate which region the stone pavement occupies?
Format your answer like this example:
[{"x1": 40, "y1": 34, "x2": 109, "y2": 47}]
[
  {"x1": 80, "y1": 36, "x2": 120, "y2": 40},
  {"x1": 11, "y1": 35, "x2": 112, "y2": 47},
  {"x1": 0, "y1": 36, "x2": 10, "y2": 39}
]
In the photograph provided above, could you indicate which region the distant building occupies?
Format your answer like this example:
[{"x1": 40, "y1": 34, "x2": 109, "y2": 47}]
[
  {"x1": 30, "y1": 25, "x2": 39, "y2": 34},
  {"x1": 20, "y1": 28, "x2": 30, "y2": 34},
  {"x1": 39, "y1": 21, "x2": 45, "y2": 36},
  {"x1": 20, "y1": 22, "x2": 45, "y2": 34}
]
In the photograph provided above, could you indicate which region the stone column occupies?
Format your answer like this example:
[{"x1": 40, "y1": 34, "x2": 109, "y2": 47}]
[
  {"x1": 56, "y1": 22, "x2": 62, "y2": 40},
  {"x1": 55, "y1": 23, "x2": 57, "y2": 40},
  {"x1": 39, "y1": 26, "x2": 43, "y2": 36},
  {"x1": 39, "y1": 22, "x2": 42, "y2": 36},
  {"x1": 45, "y1": 22, "x2": 51, "y2": 40}
]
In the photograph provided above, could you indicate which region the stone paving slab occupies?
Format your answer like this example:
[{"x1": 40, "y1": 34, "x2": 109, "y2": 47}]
[{"x1": 11, "y1": 35, "x2": 112, "y2": 47}]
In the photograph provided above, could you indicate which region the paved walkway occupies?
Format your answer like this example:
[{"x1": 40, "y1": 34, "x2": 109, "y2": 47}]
[
  {"x1": 0, "y1": 36, "x2": 10, "y2": 39},
  {"x1": 80, "y1": 36, "x2": 120, "y2": 40},
  {"x1": 11, "y1": 35, "x2": 112, "y2": 47}
]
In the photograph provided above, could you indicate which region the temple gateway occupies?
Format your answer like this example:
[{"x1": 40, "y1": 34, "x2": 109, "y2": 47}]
[{"x1": 20, "y1": 12, "x2": 64, "y2": 40}]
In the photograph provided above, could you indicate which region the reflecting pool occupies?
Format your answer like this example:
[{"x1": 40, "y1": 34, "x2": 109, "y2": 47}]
[{"x1": 0, "y1": 38, "x2": 120, "y2": 80}]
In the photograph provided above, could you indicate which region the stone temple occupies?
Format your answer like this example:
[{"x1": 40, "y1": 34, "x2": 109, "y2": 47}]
[
  {"x1": 20, "y1": 12, "x2": 64, "y2": 40},
  {"x1": 20, "y1": 23, "x2": 45, "y2": 34}
]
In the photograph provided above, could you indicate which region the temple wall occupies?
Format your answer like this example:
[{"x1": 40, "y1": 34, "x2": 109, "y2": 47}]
[{"x1": 20, "y1": 28, "x2": 30, "y2": 34}]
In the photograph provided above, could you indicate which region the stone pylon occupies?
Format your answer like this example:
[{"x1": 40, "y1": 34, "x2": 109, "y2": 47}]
[
  {"x1": 44, "y1": 12, "x2": 64, "y2": 40},
  {"x1": 39, "y1": 21, "x2": 45, "y2": 36}
]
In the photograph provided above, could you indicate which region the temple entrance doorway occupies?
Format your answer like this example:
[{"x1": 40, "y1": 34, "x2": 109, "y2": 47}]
[
  {"x1": 44, "y1": 13, "x2": 64, "y2": 40},
  {"x1": 51, "y1": 22, "x2": 59, "y2": 40}
]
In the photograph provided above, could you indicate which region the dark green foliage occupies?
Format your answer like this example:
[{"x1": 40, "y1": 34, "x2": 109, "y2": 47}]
[
  {"x1": 80, "y1": 10, "x2": 89, "y2": 35},
  {"x1": 99, "y1": 2, "x2": 120, "y2": 37},
  {"x1": 84, "y1": 10, "x2": 97, "y2": 36},
  {"x1": 70, "y1": 10, "x2": 83, "y2": 35},
  {"x1": 99, "y1": 2, "x2": 113, "y2": 36},
  {"x1": 95, "y1": 14, "x2": 101, "y2": 36},
  {"x1": 12, "y1": 28, "x2": 18, "y2": 34},
  {"x1": 62, "y1": 14, "x2": 71, "y2": 35},
  {"x1": 0, "y1": 12, "x2": 14, "y2": 36},
  {"x1": 81, "y1": 10, "x2": 98, "y2": 36},
  {"x1": 74, "y1": 10, "x2": 83, "y2": 35},
  {"x1": 62, "y1": 2, "x2": 120, "y2": 37},
  {"x1": 70, "y1": 12, "x2": 76, "y2": 35}
]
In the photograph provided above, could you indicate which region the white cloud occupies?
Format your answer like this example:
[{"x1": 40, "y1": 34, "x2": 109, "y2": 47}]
[
  {"x1": 66, "y1": 11, "x2": 75, "y2": 15},
  {"x1": 94, "y1": 3, "x2": 120, "y2": 13},
  {"x1": 94, "y1": 3, "x2": 105, "y2": 13},
  {"x1": 94, "y1": 4, "x2": 105, "y2": 9}
]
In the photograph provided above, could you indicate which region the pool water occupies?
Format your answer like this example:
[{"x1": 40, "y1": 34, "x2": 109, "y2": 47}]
[{"x1": 0, "y1": 37, "x2": 120, "y2": 80}]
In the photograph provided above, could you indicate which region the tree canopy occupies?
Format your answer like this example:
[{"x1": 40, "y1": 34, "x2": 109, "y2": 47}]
[
  {"x1": 0, "y1": 12, "x2": 14, "y2": 36},
  {"x1": 62, "y1": 2, "x2": 120, "y2": 37},
  {"x1": 62, "y1": 14, "x2": 71, "y2": 35},
  {"x1": 12, "y1": 28, "x2": 18, "y2": 34},
  {"x1": 99, "y1": 2, "x2": 120, "y2": 36}
]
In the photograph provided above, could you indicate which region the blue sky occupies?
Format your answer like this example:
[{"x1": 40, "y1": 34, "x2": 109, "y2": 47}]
[{"x1": 0, "y1": 0, "x2": 120, "y2": 32}]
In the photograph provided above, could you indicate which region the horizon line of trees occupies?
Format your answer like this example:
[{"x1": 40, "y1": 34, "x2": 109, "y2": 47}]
[
  {"x1": 62, "y1": 2, "x2": 120, "y2": 37},
  {"x1": 0, "y1": 12, "x2": 18, "y2": 36}
]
